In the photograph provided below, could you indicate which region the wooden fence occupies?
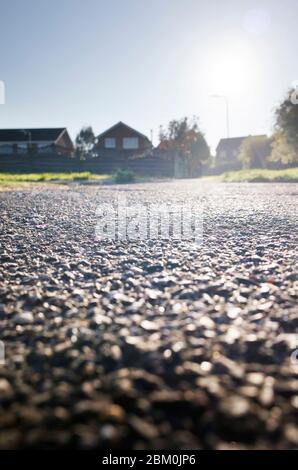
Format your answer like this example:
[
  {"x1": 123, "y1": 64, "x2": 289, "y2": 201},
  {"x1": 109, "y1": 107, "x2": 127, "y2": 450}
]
[{"x1": 0, "y1": 153, "x2": 176, "y2": 177}]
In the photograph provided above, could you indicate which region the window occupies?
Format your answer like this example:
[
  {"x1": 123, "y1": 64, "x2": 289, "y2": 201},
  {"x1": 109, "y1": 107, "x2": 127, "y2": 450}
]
[
  {"x1": 104, "y1": 138, "x2": 116, "y2": 148},
  {"x1": 123, "y1": 137, "x2": 139, "y2": 149}
]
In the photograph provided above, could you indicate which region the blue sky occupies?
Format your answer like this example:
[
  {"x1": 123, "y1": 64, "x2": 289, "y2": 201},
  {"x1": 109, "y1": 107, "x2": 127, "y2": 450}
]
[{"x1": 0, "y1": 0, "x2": 297, "y2": 151}]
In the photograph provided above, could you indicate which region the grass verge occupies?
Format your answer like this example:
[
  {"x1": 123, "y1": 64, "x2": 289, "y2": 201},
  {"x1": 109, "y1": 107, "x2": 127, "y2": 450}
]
[
  {"x1": 0, "y1": 172, "x2": 111, "y2": 184},
  {"x1": 211, "y1": 168, "x2": 298, "y2": 183}
]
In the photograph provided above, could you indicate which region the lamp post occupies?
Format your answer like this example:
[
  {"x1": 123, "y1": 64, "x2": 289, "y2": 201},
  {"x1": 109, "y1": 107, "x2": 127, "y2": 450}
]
[{"x1": 210, "y1": 94, "x2": 230, "y2": 138}]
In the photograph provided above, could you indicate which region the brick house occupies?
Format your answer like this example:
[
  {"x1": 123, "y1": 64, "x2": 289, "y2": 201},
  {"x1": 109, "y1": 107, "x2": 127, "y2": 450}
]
[
  {"x1": 0, "y1": 128, "x2": 74, "y2": 156},
  {"x1": 215, "y1": 135, "x2": 267, "y2": 171},
  {"x1": 95, "y1": 121, "x2": 152, "y2": 155}
]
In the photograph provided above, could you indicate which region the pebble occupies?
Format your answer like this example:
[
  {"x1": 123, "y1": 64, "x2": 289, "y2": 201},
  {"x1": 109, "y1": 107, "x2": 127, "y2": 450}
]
[
  {"x1": 219, "y1": 396, "x2": 250, "y2": 418},
  {"x1": 14, "y1": 312, "x2": 34, "y2": 324},
  {"x1": 0, "y1": 379, "x2": 13, "y2": 399}
]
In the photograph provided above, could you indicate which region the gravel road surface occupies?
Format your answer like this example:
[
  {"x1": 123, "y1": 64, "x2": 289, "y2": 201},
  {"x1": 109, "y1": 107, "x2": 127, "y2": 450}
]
[{"x1": 0, "y1": 180, "x2": 297, "y2": 449}]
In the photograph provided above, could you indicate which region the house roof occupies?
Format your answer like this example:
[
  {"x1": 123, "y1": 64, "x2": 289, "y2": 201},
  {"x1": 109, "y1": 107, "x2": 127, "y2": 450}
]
[
  {"x1": 216, "y1": 135, "x2": 267, "y2": 153},
  {"x1": 96, "y1": 121, "x2": 150, "y2": 142},
  {"x1": 0, "y1": 128, "x2": 67, "y2": 143}
]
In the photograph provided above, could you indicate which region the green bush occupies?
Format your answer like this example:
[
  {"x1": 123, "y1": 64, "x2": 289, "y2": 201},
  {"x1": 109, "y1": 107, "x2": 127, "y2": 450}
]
[{"x1": 114, "y1": 169, "x2": 137, "y2": 184}]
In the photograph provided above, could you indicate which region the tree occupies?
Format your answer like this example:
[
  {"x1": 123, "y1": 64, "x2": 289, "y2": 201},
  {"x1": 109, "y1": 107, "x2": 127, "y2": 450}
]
[
  {"x1": 270, "y1": 88, "x2": 298, "y2": 164},
  {"x1": 238, "y1": 135, "x2": 272, "y2": 169},
  {"x1": 270, "y1": 132, "x2": 297, "y2": 165},
  {"x1": 158, "y1": 117, "x2": 210, "y2": 176},
  {"x1": 75, "y1": 126, "x2": 95, "y2": 158}
]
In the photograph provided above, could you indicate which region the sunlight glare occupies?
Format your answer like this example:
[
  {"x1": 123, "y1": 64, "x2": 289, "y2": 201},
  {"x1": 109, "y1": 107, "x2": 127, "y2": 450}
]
[{"x1": 207, "y1": 44, "x2": 256, "y2": 96}]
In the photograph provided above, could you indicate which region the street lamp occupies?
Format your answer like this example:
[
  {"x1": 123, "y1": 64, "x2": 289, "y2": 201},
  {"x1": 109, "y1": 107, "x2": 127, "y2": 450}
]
[{"x1": 210, "y1": 94, "x2": 230, "y2": 138}]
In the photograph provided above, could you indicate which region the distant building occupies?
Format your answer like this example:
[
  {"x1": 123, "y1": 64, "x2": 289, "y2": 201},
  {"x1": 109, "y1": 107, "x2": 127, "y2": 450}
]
[
  {"x1": 215, "y1": 135, "x2": 267, "y2": 171},
  {"x1": 0, "y1": 128, "x2": 74, "y2": 156},
  {"x1": 95, "y1": 121, "x2": 152, "y2": 156}
]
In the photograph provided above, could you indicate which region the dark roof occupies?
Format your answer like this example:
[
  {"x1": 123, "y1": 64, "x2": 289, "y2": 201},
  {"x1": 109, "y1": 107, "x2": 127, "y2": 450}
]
[
  {"x1": 216, "y1": 135, "x2": 266, "y2": 153},
  {"x1": 96, "y1": 121, "x2": 150, "y2": 142},
  {"x1": 0, "y1": 128, "x2": 66, "y2": 143}
]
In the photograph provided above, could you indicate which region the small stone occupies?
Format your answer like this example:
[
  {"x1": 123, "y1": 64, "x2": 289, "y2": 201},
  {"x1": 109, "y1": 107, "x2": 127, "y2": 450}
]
[
  {"x1": 220, "y1": 396, "x2": 250, "y2": 418},
  {"x1": 0, "y1": 379, "x2": 13, "y2": 399},
  {"x1": 141, "y1": 320, "x2": 157, "y2": 331},
  {"x1": 129, "y1": 415, "x2": 158, "y2": 440},
  {"x1": 246, "y1": 373, "x2": 264, "y2": 386},
  {"x1": 284, "y1": 424, "x2": 298, "y2": 445},
  {"x1": 14, "y1": 312, "x2": 34, "y2": 324}
]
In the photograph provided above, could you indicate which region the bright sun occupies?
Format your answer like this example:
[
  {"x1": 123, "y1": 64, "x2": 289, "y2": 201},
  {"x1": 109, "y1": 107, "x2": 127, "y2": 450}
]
[{"x1": 207, "y1": 44, "x2": 256, "y2": 95}]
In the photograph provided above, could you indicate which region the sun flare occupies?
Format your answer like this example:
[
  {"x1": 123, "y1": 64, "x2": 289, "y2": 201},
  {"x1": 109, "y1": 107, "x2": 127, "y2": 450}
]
[{"x1": 208, "y1": 44, "x2": 256, "y2": 95}]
